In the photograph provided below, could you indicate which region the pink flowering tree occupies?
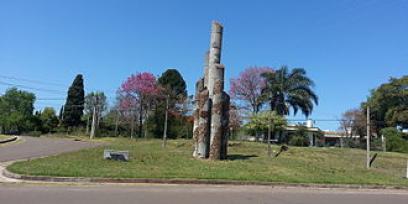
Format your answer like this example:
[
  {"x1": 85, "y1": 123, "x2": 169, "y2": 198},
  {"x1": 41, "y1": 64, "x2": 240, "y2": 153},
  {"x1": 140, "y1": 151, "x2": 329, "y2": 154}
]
[
  {"x1": 229, "y1": 66, "x2": 274, "y2": 114},
  {"x1": 118, "y1": 72, "x2": 159, "y2": 137}
]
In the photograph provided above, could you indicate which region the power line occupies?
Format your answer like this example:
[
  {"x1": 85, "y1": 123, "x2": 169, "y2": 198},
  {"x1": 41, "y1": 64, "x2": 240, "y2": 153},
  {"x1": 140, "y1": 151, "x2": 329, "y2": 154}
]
[
  {"x1": 0, "y1": 80, "x2": 66, "y2": 95},
  {"x1": 0, "y1": 80, "x2": 119, "y2": 99},
  {"x1": 37, "y1": 98, "x2": 66, "y2": 101},
  {"x1": 0, "y1": 74, "x2": 67, "y2": 87}
]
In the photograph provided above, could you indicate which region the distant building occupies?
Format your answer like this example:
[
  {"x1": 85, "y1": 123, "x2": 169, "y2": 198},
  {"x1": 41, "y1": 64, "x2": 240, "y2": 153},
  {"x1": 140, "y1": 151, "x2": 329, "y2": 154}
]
[{"x1": 275, "y1": 120, "x2": 321, "y2": 146}]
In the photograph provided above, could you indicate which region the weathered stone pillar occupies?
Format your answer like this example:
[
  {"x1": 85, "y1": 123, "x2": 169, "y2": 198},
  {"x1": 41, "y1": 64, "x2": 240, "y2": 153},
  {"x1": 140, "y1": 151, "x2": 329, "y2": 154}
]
[
  {"x1": 192, "y1": 79, "x2": 204, "y2": 158},
  {"x1": 207, "y1": 22, "x2": 223, "y2": 97},
  {"x1": 203, "y1": 51, "x2": 210, "y2": 88},
  {"x1": 193, "y1": 21, "x2": 229, "y2": 160},
  {"x1": 220, "y1": 92, "x2": 230, "y2": 160},
  {"x1": 209, "y1": 80, "x2": 224, "y2": 159},
  {"x1": 197, "y1": 88, "x2": 211, "y2": 158}
]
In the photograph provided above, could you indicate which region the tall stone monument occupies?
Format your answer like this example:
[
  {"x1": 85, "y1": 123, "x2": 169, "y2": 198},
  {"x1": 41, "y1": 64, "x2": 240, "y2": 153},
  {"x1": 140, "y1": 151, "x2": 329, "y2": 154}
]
[{"x1": 193, "y1": 21, "x2": 230, "y2": 160}]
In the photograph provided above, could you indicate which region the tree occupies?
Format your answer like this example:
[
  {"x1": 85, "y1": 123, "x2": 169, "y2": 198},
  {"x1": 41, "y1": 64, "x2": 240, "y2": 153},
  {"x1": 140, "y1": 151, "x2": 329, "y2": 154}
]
[
  {"x1": 118, "y1": 72, "x2": 159, "y2": 138},
  {"x1": 339, "y1": 108, "x2": 366, "y2": 138},
  {"x1": 244, "y1": 111, "x2": 287, "y2": 137},
  {"x1": 63, "y1": 74, "x2": 85, "y2": 127},
  {"x1": 157, "y1": 69, "x2": 187, "y2": 101},
  {"x1": 381, "y1": 127, "x2": 408, "y2": 153},
  {"x1": 230, "y1": 67, "x2": 274, "y2": 114},
  {"x1": 228, "y1": 104, "x2": 242, "y2": 139},
  {"x1": 58, "y1": 106, "x2": 64, "y2": 122},
  {"x1": 262, "y1": 66, "x2": 318, "y2": 117},
  {"x1": 288, "y1": 125, "x2": 310, "y2": 147},
  {"x1": 84, "y1": 91, "x2": 107, "y2": 136},
  {"x1": 146, "y1": 69, "x2": 189, "y2": 139},
  {"x1": 366, "y1": 76, "x2": 408, "y2": 130},
  {"x1": 244, "y1": 111, "x2": 287, "y2": 156},
  {"x1": 0, "y1": 88, "x2": 35, "y2": 133},
  {"x1": 40, "y1": 107, "x2": 59, "y2": 133}
]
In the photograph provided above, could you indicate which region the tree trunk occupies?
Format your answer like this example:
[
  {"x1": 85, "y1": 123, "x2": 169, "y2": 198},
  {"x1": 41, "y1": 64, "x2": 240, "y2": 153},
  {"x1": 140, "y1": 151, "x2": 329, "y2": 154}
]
[
  {"x1": 114, "y1": 110, "x2": 119, "y2": 137},
  {"x1": 130, "y1": 110, "x2": 134, "y2": 139},
  {"x1": 267, "y1": 120, "x2": 271, "y2": 157},
  {"x1": 162, "y1": 95, "x2": 169, "y2": 148},
  {"x1": 139, "y1": 97, "x2": 143, "y2": 138},
  {"x1": 85, "y1": 114, "x2": 90, "y2": 135}
]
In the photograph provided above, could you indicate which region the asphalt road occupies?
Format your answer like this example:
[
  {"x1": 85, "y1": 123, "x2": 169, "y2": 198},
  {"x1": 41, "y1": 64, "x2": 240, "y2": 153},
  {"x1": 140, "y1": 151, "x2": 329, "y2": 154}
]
[
  {"x1": 1, "y1": 183, "x2": 407, "y2": 204},
  {"x1": 0, "y1": 136, "x2": 100, "y2": 162},
  {"x1": 1, "y1": 137, "x2": 407, "y2": 203}
]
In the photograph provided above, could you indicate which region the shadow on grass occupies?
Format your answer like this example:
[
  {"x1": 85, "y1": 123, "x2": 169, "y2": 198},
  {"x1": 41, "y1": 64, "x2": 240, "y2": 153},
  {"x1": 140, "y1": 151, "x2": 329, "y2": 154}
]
[{"x1": 226, "y1": 154, "x2": 258, "y2": 161}]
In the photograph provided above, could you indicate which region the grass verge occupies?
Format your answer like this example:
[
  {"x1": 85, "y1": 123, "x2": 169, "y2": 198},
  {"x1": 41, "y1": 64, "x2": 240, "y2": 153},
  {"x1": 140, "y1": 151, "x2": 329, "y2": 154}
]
[
  {"x1": 7, "y1": 139, "x2": 408, "y2": 186},
  {"x1": 0, "y1": 134, "x2": 13, "y2": 140}
]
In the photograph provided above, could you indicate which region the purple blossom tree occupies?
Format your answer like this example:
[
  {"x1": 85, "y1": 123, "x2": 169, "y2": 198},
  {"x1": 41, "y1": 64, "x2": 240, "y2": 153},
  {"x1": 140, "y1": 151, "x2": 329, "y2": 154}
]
[
  {"x1": 229, "y1": 66, "x2": 274, "y2": 114},
  {"x1": 118, "y1": 72, "x2": 159, "y2": 137}
]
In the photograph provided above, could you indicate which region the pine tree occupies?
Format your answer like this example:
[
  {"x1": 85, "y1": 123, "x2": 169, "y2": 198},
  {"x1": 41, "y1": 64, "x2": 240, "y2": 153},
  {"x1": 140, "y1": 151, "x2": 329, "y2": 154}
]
[
  {"x1": 63, "y1": 74, "x2": 85, "y2": 127},
  {"x1": 145, "y1": 69, "x2": 188, "y2": 138},
  {"x1": 157, "y1": 69, "x2": 187, "y2": 100}
]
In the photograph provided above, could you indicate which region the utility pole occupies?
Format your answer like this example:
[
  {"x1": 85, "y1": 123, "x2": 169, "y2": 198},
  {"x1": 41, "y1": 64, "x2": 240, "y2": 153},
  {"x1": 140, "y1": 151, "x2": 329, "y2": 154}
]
[
  {"x1": 405, "y1": 160, "x2": 408, "y2": 179},
  {"x1": 382, "y1": 134, "x2": 386, "y2": 152},
  {"x1": 90, "y1": 105, "x2": 96, "y2": 140},
  {"x1": 86, "y1": 114, "x2": 90, "y2": 135},
  {"x1": 162, "y1": 95, "x2": 169, "y2": 148},
  {"x1": 366, "y1": 106, "x2": 371, "y2": 169},
  {"x1": 267, "y1": 111, "x2": 272, "y2": 157},
  {"x1": 114, "y1": 109, "x2": 119, "y2": 137},
  {"x1": 130, "y1": 110, "x2": 134, "y2": 139}
]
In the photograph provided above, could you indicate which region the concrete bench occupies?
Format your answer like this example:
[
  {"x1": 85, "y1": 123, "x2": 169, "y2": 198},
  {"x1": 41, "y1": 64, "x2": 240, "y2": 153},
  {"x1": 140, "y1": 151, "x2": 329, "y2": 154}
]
[{"x1": 104, "y1": 149, "x2": 129, "y2": 161}]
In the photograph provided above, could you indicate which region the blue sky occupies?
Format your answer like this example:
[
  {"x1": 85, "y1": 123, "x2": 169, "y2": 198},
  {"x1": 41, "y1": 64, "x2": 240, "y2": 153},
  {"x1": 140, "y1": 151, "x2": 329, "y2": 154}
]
[{"x1": 0, "y1": 0, "x2": 407, "y2": 130}]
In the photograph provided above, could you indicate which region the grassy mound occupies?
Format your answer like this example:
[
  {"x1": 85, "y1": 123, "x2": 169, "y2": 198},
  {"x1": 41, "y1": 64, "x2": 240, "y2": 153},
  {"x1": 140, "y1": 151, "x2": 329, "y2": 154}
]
[{"x1": 8, "y1": 139, "x2": 408, "y2": 186}]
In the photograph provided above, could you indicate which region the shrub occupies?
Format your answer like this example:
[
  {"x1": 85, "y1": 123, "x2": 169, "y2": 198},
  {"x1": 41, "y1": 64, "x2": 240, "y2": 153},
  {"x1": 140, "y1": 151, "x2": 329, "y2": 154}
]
[
  {"x1": 24, "y1": 131, "x2": 42, "y2": 137},
  {"x1": 381, "y1": 127, "x2": 408, "y2": 153},
  {"x1": 289, "y1": 135, "x2": 309, "y2": 147},
  {"x1": 342, "y1": 137, "x2": 361, "y2": 148}
]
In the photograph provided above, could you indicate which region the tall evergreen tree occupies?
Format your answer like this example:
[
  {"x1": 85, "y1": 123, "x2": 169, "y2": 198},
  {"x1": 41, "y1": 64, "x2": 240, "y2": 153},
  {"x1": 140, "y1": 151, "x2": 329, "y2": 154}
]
[
  {"x1": 146, "y1": 69, "x2": 188, "y2": 138},
  {"x1": 158, "y1": 69, "x2": 187, "y2": 101},
  {"x1": 58, "y1": 106, "x2": 64, "y2": 121},
  {"x1": 63, "y1": 74, "x2": 85, "y2": 127}
]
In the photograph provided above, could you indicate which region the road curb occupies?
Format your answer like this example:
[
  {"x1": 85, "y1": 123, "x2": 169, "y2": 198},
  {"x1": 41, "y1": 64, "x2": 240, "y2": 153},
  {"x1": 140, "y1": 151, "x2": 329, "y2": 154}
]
[
  {"x1": 3, "y1": 167, "x2": 408, "y2": 190},
  {"x1": 0, "y1": 136, "x2": 18, "y2": 144}
]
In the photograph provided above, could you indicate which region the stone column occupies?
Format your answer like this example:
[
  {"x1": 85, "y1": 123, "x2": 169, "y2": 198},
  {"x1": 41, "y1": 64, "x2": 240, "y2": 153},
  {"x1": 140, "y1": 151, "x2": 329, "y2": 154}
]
[
  {"x1": 220, "y1": 92, "x2": 230, "y2": 159},
  {"x1": 192, "y1": 21, "x2": 229, "y2": 160},
  {"x1": 192, "y1": 79, "x2": 204, "y2": 158},
  {"x1": 209, "y1": 79, "x2": 230, "y2": 160},
  {"x1": 203, "y1": 51, "x2": 210, "y2": 88},
  {"x1": 207, "y1": 22, "x2": 223, "y2": 97},
  {"x1": 209, "y1": 80, "x2": 223, "y2": 159},
  {"x1": 197, "y1": 88, "x2": 211, "y2": 158}
]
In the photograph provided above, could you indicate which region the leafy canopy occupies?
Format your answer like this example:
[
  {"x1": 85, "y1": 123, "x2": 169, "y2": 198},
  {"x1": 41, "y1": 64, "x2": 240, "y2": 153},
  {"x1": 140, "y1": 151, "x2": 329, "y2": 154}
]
[
  {"x1": 366, "y1": 75, "x2": 408, "y2": 129},
  {"x1": 229, "y1": 66, "x2": 274, "y2": 114},
  {"x1": 262, "y1": 66, "x2": 318, "y2": 117},
  {"x1": 0, "y1": 88, "x2": 35, "y2": 133}
]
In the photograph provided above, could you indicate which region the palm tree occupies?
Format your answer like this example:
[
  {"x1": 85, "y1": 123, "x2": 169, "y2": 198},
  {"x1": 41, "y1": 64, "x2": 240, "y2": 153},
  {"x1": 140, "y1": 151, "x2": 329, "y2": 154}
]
[{"x1": 261, "y1": 66, "x2": 318, "y2": 117}]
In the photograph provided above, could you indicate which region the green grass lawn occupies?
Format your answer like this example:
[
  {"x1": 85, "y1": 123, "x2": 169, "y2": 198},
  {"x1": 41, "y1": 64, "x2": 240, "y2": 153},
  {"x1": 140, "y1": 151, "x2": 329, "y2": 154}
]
[
  {"x1": 0, "y1": 134, "x2": 13, "y2": 140},
  {"x1": 7, "y1": 139, "x2": 408, "y2": 186}
]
